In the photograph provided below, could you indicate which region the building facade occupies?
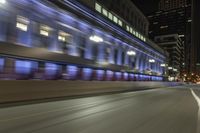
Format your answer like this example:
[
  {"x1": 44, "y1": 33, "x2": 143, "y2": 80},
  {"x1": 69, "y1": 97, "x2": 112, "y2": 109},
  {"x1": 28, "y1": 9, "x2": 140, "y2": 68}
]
[
  {"x1": 190, "y1": 0, "x2": 200, "y2": 75},
  {"x1": 155, "y1": 34, "x2": 184, "y2": 80},
  {"x1": 159, "y1": 0, "x2": 188, "y2": 11},
  {"x1": 148, "y1": 0, "x2": 191, "y2": 76},
  {"x1": 0, "y1": 0, "x2": 167, "y2": 81}
]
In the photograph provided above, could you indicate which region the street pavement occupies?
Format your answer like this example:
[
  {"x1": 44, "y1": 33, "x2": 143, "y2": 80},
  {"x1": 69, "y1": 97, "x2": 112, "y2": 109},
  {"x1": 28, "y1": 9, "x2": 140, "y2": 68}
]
[{"x1": 0, "y1": 85, "x2": 200, "y2": 133}]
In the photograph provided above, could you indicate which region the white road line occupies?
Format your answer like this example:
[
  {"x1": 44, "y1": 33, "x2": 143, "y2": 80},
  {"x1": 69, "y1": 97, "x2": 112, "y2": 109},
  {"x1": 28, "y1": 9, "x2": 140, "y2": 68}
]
[{"x1": 191, "y1": 89, "x2": 200, "y2": 133}]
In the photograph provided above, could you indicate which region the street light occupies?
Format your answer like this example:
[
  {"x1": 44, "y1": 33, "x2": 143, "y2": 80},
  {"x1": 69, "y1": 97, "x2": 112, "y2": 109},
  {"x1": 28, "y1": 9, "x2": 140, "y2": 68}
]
[
  {"x1": 0, "y1": 0, "x2": 6, "y2": 4},
  {"x1": 89, "y1": 35, "x2": 103, "y2": 43},
  {"x1": 160, "y1": 64, "x2": 166, "y2": 67},
  {"x1": 149, "y1": 59, "x2": 155, "y2": 63},
  {"x1": 168, "y1": 67, "x2": 173, "y2": 70},
  {"x1": 127, "y1": 50, "x2": 136, "y2": 56}
]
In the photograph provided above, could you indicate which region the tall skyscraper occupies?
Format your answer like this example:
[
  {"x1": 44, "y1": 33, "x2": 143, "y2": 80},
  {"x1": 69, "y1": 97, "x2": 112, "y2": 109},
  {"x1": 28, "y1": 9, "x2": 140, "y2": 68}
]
[
  {"x1": 159, "y1": 0, "x2": 188, "y2": 11},
  {"x1": 191, "y1": 0, "x2": 200, "y2": 74},
  {"x1": 148, "y1": 0, "x2": 191, "y2": 77}
]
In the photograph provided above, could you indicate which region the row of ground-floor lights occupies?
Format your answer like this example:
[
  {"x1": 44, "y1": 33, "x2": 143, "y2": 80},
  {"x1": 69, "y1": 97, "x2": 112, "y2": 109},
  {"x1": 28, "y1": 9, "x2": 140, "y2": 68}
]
[{"x1": 12, "y1": 59, "x2": 164, "y2": 81}]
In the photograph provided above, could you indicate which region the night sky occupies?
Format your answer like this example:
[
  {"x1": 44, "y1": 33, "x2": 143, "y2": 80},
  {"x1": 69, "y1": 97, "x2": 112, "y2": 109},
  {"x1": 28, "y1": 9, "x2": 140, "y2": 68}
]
[{"x1": 132, "y1": 0, "x2": 160, "y2": 15}]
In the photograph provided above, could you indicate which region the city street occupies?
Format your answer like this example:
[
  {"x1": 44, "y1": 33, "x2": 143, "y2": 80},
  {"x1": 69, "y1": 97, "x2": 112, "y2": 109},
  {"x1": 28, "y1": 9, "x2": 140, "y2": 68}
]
[{"x1": 0, "y1": 85, "x2": 200, "y2": 133}]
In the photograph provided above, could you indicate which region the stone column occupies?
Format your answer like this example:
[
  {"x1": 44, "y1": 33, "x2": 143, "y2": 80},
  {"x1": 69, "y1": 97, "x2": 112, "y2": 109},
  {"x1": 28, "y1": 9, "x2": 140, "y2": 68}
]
[
  {"x1": 108, "y1": 46, "x2": 115, "y2": 64},
  {"x1": 97, "y1": 43, "x2": 105, "y2": 62},
  {"x1": 117, "y1": 47, "x2": 122, "y2": 65}
]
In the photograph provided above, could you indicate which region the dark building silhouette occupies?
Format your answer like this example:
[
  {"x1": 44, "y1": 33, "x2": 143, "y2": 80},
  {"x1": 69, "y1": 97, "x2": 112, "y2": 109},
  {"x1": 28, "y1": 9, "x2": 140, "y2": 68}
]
[
  {"x1": 191, "y1": 0, "x2": 200, "y2": 74},
  {"x1": 147, "y1": 0, "x2": 191, "y2": 78},
  {"x1": 159, "y1": 0, "x2": 188, "y2": 11}
]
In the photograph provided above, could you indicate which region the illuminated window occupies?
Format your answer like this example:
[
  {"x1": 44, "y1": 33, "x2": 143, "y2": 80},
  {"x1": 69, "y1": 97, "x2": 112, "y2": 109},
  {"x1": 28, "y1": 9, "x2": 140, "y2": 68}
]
[
  {"x1": 102, "y1": 8, "x2": 108, "y2": 17},
  {"x1": 95, "y1": 3, "x2": 101, "y2": 13},
  {"x1": 113, "y1": 16, "x2": 118, "y2": 23},
  {"x1": 16, "y1": 15, "x2": 29, "y2": 32},
  {"x1": 130, "y1": 27, "x2": 133, "y2": 33},
  {"x1": 58, "y1": 31, "x2": 70, "y2": 42},
  {"x1": 141, "y1": 35, "x2": 144, "y2": 41},
  {"x1": 40, "y1": 25, "x2": 51, "y2": 37},
  {"x1": 132, "y1": 30, "x2": 136, "y2": 35},
  {"x1": 108, "y1": 12, "x2": 113, "y2": 20},
  {"x1": 126, "y1": 25, "x2": 130, "y2": 32},
  {"x1": 138, "y1": 33, "x2": 141, "y2": 39},
  {"x1": 135, "y1": 32, "x2": 139, "y2": 37},
  {"x1": 118, "y1": 20, "x2": 122, "y2": 27}
]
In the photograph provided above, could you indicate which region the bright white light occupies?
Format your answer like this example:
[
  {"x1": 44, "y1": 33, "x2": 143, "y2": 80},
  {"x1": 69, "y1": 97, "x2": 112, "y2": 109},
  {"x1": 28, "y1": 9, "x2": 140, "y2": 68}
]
[
  {"x1": 0, "y1": 0, "x2": 6, "y2": 4},
  {"x1": 58, "y1": 31, "x2": 70, "y2": 42},
  {"x1": 168, "y1": 67, "x2": 173, "y2": 70},
  {"x1": 40, "y1": 25, "x2": 51, "y2": 37},
  {"x1": 40, "y1": 30, "x2": 49, "y2": 36},
  {"x1": 16, "y1": 16, "x2": 29, "y2": 31},
  {"x1": 179, "y1": 34, "x2": 185, "y2": 37},
  {"x1": 173, "y1": 68, "x2": 178, "y2": 72},
  {"x1": 149, "y1": 59, "x2": 155, "y2": 63},
  {"x1": 127, "y1": 50, "x2": 136, "y2": 56},
  {"x1": 89, "y1": 35, "x2": 103, "y2": 43},
  {"x1": 160, "y1": 64, "x2": 166, "y2": 67},
  {"x1": 16, "y1": 22, "x2": 28, "y2": 31},
  {"x1": 58, "y1": 36, "x2": 65, "y2": 41}
]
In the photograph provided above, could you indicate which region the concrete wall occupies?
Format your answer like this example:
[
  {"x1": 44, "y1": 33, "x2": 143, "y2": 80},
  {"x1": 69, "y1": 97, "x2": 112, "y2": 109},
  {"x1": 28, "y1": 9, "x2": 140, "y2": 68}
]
[{"x1": 0, "y1": 81, "x2": 184, "y2": 104}]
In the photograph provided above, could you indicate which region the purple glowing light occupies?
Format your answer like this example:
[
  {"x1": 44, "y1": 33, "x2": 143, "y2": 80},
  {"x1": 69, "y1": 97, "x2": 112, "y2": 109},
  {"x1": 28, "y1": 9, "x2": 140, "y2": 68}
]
[
  {"x1": 83, "y1": 68, "x2": 92, "y2": 80},
  {"x1": 45, "y1": 63, "x2": 60, "y2": 75},
  {"x1": 15, "y1": 60, "x2": 37, "y2": 74}
]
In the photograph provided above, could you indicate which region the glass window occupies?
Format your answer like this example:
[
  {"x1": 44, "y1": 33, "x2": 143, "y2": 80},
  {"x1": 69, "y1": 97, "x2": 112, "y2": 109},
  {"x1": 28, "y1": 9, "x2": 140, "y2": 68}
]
[
  {"x1": 95, "y1": 3, "x2": 101, "y2": 13},
  {"x1": 138, "y1": 33, "x2": 141, "y2": 39},
  {"x1": 126, "y1": 25, "x2": 130, "y2": 32},
  {"x1": 16, "y1": 15, "x2": 29, "y2": 32},
  {"x1": 40, "y1": 25, "x2": 51, "y2": 37},
  {"x1": 130, "y1": 27, "x2": 133, "y2": 33},
  {"x1": 141, "y1": 35, "x2": 144, "y2": 41},
  {"x1": 113, "y1": 16, "x2": 118, "y2": 24},
  {"x1": 58, "y1": 31, "x2": 70, "y2": 42},
  {"x1": 108, "y1": 12, "x2": 113, "y2": 20},
  {"x1": 58, "y1": 31, "x2": 72, "y2": 53},
  {"x1": 102, "y1": 8, "x2": 108, "y2": 17},
  {"x1": 135, "y1": 32, "x2": 139, "y2": 38},
  {"x1": 118, "y1": 20, "x2": 123, "y2": 27},
  {"x1": 132, "y1": 30, "x2": 136, "y2": 36}
]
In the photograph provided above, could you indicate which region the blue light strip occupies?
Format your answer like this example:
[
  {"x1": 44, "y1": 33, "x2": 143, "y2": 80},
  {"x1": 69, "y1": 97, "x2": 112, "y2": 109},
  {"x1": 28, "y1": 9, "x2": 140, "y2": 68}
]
[
  {"x1": 15, "y1": 60, "x2": 37, "y2": 74},
  {"x1": 0, "y1": 58, "x2": 4, "y2": 71}
]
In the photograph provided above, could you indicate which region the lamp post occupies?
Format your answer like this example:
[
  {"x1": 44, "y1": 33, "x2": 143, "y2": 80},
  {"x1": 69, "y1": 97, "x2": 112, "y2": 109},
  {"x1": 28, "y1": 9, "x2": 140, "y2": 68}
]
[
  {"x1": 126, "y1": 50, "x2": 136, "y2": 56},
  {"x1": 89, "y1": 35, "x2": 103, "y2": 43},
  {"x1": 149, "y1": 59, "x2": 155, "y2": 74}
]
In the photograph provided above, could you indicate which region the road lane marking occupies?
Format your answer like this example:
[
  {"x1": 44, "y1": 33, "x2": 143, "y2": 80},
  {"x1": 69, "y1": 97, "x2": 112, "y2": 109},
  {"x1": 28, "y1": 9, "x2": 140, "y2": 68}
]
[{"x1": 191, "y1": 89, "x2": 200, "y2": 133}]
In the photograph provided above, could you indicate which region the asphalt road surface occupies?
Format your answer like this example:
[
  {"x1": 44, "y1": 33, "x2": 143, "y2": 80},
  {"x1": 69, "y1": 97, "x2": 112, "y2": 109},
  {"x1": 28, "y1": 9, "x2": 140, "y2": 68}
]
[{"x1": 0, "y1": 85, "x2": 200, "y2": 133}]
